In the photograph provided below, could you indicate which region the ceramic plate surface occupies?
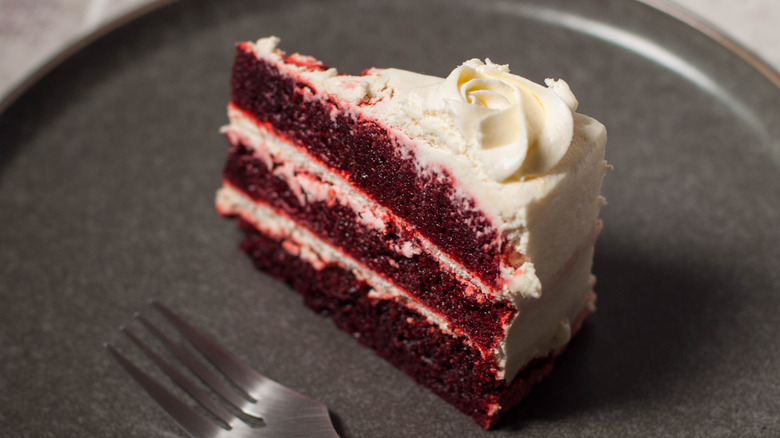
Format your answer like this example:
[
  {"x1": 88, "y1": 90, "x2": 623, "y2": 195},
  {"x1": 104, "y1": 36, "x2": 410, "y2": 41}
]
[{"x1": 1, "y1": 0, "x2": 778, "y2": 436}]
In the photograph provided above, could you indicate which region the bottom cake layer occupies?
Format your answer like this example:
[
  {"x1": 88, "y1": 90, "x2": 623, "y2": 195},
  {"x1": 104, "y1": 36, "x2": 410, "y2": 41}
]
[{"x1": 235, "y1": 217, "x2": 590, "y2": 428}]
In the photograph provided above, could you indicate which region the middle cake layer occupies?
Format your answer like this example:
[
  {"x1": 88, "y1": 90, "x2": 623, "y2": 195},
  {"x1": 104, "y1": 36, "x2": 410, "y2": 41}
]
[{"x1": 219, "y1": 122, "x2": 517, "y2": 360}]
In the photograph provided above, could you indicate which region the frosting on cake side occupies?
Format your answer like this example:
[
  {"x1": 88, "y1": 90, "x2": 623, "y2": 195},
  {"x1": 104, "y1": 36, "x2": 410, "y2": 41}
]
[{"x1": 235, "y1": 37, "x2": 610, "y2": 381}]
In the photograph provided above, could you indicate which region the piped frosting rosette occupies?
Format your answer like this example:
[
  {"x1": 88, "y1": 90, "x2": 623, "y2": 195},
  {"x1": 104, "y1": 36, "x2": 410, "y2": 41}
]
[{"x1": 405, "y1": 59, "x2": 579, "y2": 181}]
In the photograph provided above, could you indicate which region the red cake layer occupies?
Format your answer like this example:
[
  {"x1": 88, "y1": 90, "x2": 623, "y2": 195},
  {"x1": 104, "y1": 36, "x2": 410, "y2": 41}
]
[
  {"x1": 230, "y1": 44, "x2": 511, "y2": 289},
  {"x1": 236, "y1": 218, "x2": 574, "y2": 429},
  {"x1": 221, "y1": 138, "x2": 516, "y2": 354}
]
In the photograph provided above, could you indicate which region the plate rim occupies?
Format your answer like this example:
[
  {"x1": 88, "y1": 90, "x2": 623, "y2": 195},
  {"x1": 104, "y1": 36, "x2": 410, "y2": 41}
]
[
  {"x1": 637, "y1": 0, "x2": 780, "y2": 91},
  {"x1": 0, "y1": 0, "x2": 179, "y2": 116}
]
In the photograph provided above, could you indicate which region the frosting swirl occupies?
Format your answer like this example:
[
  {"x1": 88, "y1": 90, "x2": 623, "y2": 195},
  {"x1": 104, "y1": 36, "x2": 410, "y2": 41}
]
[{"x1": 406, "y1": 59, "x2": 578, "y2": 180}]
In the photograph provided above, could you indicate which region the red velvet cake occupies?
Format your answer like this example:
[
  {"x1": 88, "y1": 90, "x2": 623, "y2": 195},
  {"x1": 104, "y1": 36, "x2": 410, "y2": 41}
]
[{"x1": 216, "y1": 36, "x2": 610, "y2": 428}]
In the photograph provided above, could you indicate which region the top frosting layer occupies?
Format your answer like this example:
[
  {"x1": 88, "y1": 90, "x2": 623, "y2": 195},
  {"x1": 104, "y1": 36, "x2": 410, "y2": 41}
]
[
  {"x1": 239, "y1": 37, "x2": 610, "y2": 379},
  {"x1": 251, "y1": 37, "x2": 580, "y2": 182},
  {"x1": 383, "y1": 59, "x2": 578, "y2": 181},
  {"x1": 325, "y1": 64, "x2": 580, "y2": 182}
]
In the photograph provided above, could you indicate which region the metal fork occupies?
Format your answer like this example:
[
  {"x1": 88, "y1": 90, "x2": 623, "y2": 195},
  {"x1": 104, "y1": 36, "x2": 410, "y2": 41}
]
[{"x1": 105, "y1": 300, "x2": 340, "y2": 438}]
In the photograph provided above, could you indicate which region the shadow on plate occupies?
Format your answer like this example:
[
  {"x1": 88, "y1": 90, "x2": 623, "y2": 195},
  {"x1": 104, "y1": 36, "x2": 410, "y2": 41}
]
[{"x1": 498, "y1": 241, "x2": 739, "y2": 431}]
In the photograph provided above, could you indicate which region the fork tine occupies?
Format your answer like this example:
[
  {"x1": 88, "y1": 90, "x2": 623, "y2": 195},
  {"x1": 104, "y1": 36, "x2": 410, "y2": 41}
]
[
  {"x1": 135, "y1": 313, "x2": 262, "y2": 420},
  {"x1": 120, "y1": 326, "x2": 236, "y2": 427},
  {"x1": 105, "y1": 343, "x2": 225, "y2": 438},
  {"x1": 150, "y1": 300, "x2": 274, "y2": 399},
  {"x1": 149, "y1": 300, "x2": 339, "y2": 436}
]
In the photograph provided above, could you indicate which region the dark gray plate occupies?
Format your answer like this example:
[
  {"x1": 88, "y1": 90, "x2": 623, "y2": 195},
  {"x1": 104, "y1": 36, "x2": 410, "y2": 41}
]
[{"x1": 1, "y1": 0, "x2": 778, "y2": 436}]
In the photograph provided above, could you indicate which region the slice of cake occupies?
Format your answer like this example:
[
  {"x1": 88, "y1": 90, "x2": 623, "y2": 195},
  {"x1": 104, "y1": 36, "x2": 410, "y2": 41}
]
[{"x1": 216, "y1": 36, "x2": 609, "y2": 428}]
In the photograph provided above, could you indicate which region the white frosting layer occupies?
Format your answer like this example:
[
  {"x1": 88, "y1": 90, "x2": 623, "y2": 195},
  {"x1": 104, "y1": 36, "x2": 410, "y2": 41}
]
[
  {"x1": 500, "y1": 221, "x2": 600, "y2": 379},
  {"x1": 250, "y1": 37, "x2": 578, "y2": 182},
  {"x1": 389, "y1": 59, "x2": 576, "y2": 181},
  {"x1": 218, "y1": 182, "x2": 595, "y2": 381},
  {"x1": 216, "y1": 184, "x2": 457, "y2": 338},
  {"x1": 223, "y1": 106, "x2": 505, "y2": 299},
  {"x1": 237, "y1": 37, "x2": 610, "y2": 381}
]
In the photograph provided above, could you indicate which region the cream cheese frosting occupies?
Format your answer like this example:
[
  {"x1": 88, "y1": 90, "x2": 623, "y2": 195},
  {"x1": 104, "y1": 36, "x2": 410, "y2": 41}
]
[
  {"x1": 241, "y1": 36, "x2": 610, "y2": 381},
  {"x1": 251, "y1": 38, "x2": 577, "y2": 183},
  {"x1": 384, "y1": 59, "x2": 577, "y2": 181},
  {"x1": 246, "y1": 36, "x2": 609, "y2": 284},
  {"x1": 223, "y1": 105, "x2": 606, "y2": 381}
]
